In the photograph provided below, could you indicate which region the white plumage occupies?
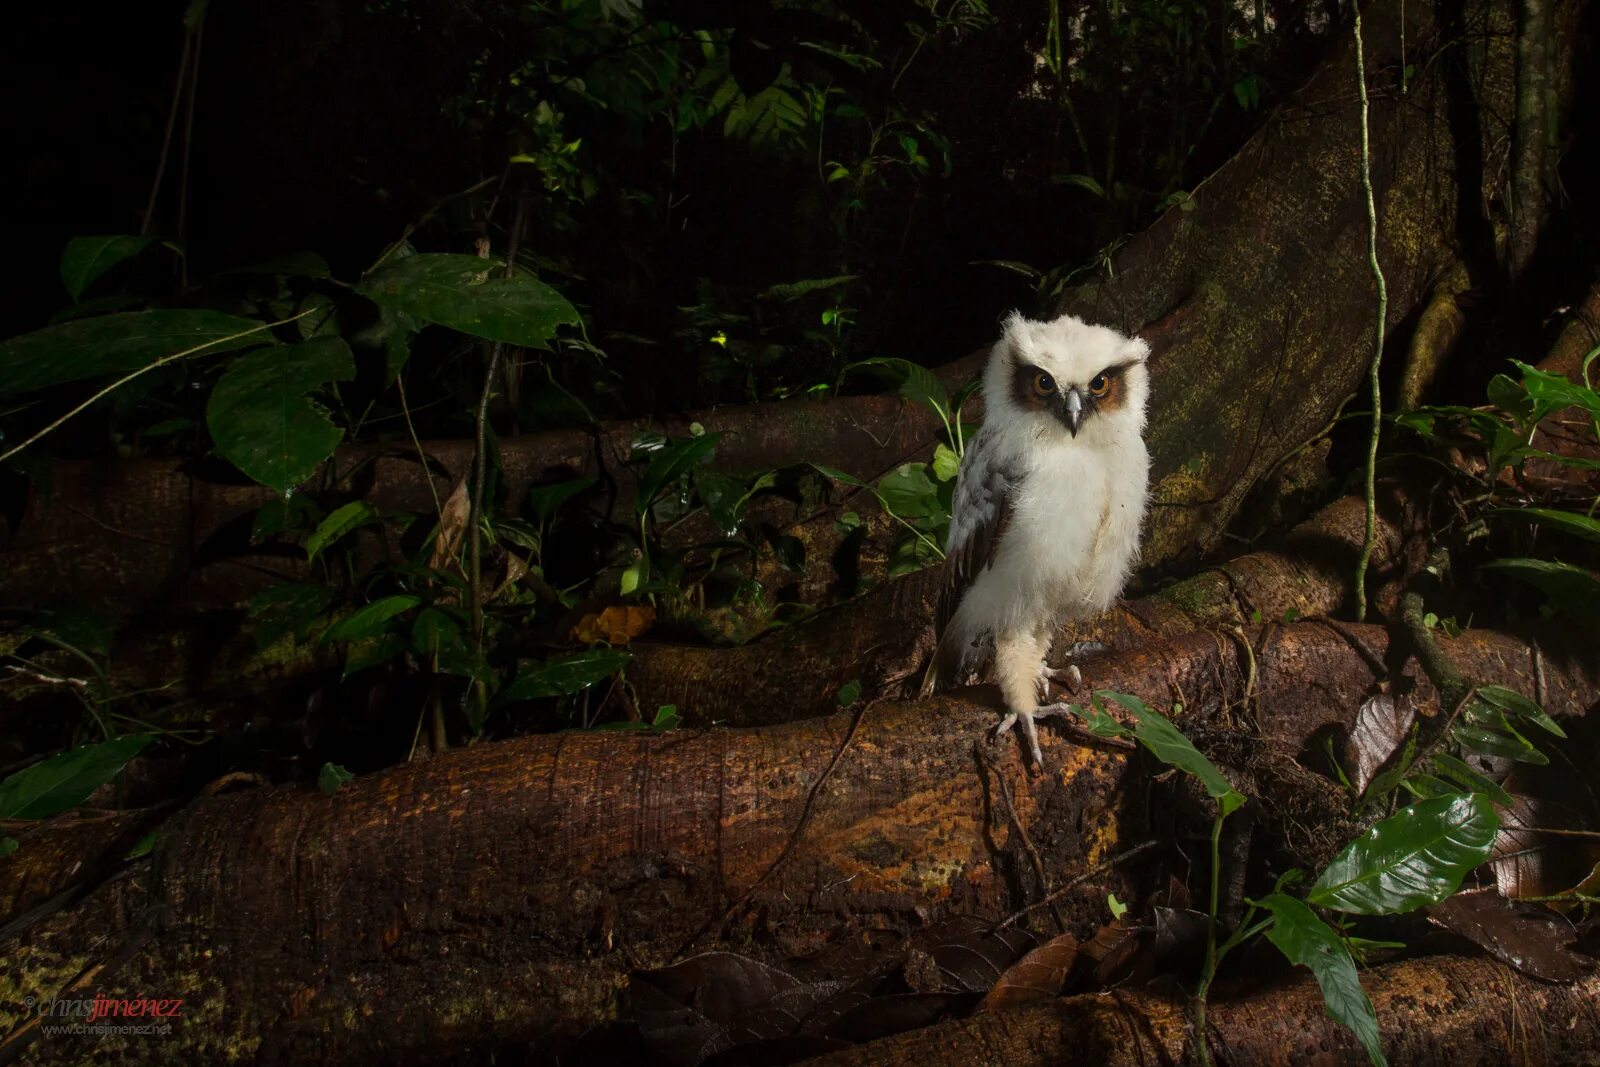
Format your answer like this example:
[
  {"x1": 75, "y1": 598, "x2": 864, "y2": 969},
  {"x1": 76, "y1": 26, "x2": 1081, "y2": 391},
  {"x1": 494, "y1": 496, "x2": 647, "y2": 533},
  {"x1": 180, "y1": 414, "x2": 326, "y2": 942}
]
[{"x1": 923, "y1": 311, "x2": 1151, "y2": 764}]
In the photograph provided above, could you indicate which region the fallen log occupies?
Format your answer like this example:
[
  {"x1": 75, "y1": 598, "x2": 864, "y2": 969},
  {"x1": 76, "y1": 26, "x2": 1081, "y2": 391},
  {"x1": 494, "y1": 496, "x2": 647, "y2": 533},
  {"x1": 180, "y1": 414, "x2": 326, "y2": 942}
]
[
  {"x1": 627, "y1": 486, "x2": 1424, "y2": 728},
  {"x1": 3, "y1": 621, "x2": 1593, "y2": 1064},
  {"x1": 806, "y1": 954, "x2": 1600, "y2": 1067}
]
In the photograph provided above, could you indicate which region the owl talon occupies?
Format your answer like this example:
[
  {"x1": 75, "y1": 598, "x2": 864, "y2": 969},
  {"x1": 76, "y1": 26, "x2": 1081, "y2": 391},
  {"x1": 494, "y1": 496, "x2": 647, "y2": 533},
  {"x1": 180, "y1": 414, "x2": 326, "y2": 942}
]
[
  {"x1": 993, "y1": 703, "x2": 1078, "y2": 768},
  {"x1": 1038, "y1": 663, "x2": 1083, "y2": 698}
]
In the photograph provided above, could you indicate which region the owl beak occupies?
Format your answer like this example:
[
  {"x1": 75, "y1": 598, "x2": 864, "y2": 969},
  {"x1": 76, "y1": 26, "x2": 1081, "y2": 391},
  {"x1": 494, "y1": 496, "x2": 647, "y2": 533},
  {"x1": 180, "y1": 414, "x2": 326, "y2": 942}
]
[{"x1": 1059, "y1": 388, "x2": 1086, "y2": 436}]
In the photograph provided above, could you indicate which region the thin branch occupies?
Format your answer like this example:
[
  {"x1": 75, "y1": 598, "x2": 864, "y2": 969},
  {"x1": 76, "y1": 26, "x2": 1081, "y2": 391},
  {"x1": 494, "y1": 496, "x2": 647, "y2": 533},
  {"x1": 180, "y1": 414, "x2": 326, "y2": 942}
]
[
  {"x1": 998, "y1": 840, "x2": 1161, "y2": 928},
  {"x1": 0, "y1": 313, "x2": 307, "y2": 465},
  {"x1": 1352, "y1": 0, "x2": 1390, "y2": 623}
]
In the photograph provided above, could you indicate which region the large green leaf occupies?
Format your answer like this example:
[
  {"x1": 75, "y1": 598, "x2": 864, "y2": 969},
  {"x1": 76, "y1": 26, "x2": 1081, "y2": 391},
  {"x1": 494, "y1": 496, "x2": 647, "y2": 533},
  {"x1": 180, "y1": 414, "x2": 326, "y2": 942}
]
[
  {"x1": 321, "y1": 595, "x2": 421, "y2": 644},
  {"x1": 498, "y1": 649, "x2": 631, "y2": 704},
  {"x1": 305, "y1": 500, "x2": 379, "y2": 561},
  {"x1": 636, "y1": 434, "x2": 720, "y2": 518},
  {"x1": 1258, "y1": 893, "x2": 1386, "y2": 1067},
  {"x1": 0, "y1": 310, "x2": 271, "y2": 399},
  {"x1": 356, "y1": 254, "x2": 580, "y2": 348},
  {"x1": 877, "y1": 462, "x2": 943, "y2": 521},
  {"x1": 206, "y1": 338, "x2": 356, "y2": 494},
  {"x1": 1309, "y1": 793, "x2": 1498, "y2": 914},
  {"x1": 1488, "y1": 507, "x2": 1600, "y2": 543},
  {"x1": 1093, "y1": 691, "x2": 1245, "y2": 815},
  {"x1": 0, "y1": 736, "x2": 152, "y2": 820},
  {"x1": 60, "y1": 235, "x2": 152, "y2": 302},
  {"x1": 841, "y1": 356, "x2": 951, "y2": 423},
  {"x1": 1480, "y1": 558, "x2": 1600, "y2": 624}
]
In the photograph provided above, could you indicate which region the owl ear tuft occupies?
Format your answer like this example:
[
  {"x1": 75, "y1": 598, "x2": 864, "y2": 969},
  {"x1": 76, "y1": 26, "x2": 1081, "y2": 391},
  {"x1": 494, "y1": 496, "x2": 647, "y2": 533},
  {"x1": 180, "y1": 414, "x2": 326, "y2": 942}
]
[{"x1": 1123, "y1": 335, "x2": 1151, "y2": 362}]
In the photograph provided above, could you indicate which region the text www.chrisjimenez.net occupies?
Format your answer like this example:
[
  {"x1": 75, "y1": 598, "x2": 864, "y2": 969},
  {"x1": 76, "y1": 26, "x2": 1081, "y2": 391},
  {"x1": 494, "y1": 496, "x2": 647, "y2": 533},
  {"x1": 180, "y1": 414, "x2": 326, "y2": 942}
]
[{"x1": 24, "y1": 994, "x2": 183, "y2": 1038}]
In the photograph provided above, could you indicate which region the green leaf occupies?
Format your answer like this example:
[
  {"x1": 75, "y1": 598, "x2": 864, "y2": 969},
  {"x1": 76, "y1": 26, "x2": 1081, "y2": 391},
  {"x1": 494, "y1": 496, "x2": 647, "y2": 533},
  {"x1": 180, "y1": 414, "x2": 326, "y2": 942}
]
[
  {"x1": 652, "y1": 704, "x2": 682, "y2": 731},
  {"x1": 1474, "y1": 684, "x2": 1565, "y2": 738},
  {"x1": 0, "y1": 310, "x2": 271, "y2": 399},
  {"x1": 318, "y1": 762, "x2": 355, "y2": 794},
  {"x1": 1051, "y1": 172, "x2": 1107, "y2": 198},
  {"x1": 837, "y1": 679, "x2": 863, "y2": 706},
  {"x1": 60, "y1": 235, "x2": 152, "y2": 302},
  {"x1": 694, "y1": 468, "x2": 748, "y2": 533},
  {"x1": 305, "y1": 500, "x2": 379, "y2": 561},
  {"x1": 221, "y1": 251, "x2": 332, "y2": 279},
  {"x1": 248, "y1": 583, "x2": 336, "y2": 647},
  {"x1": 206, "y1": 338, "x2": 356, "y2": 495},
  {"x1": 841, "y1": 357, "x2": 951, "y2": 424},
  {"x1": 636, "y1": 434, "x2": 720, "y2": 518},
  {"x1": 342, "y1": 633, "x2": 406, "y2": 679},
  {"x1": 1258, "y1": 894, "x2": 1386, "y2": 1066},
  {"x1": 125, "y1": 833, "x2": 160, "y2": 860},
  {"x1": 0, "y1": 837, "x2": 17, "y2": 859},
  {"x1": 411, "y1": 607, "x2": 465, "y2": 657},
  {"x1": 1426, "y1": 754, "x2": 1512, "y2": 808},
  {"x1": 1093, "y1": 691, "x2": 1245, "y2": 814},
  {"x1": 810, "y1": 462, "x2": 868, "y2": 488},
  {"x1": 0, "y1": 736, "x2": 152, "y2": 820},
  {"x1": 932, "y1": 442, "x2": 961, "y2": 482},
  {"x1": 528, "y1": 477, "x2": 596, "y2": 524},
  {"x1": 321, "y1": 595, "x2": 422, "y2": 644},
  {"x1": 253, "y1": 495, "x2": 321, "y2": 541},
  {"x1": 357, "y1": 254, "x2": 580, "y2": 349},
  {"x1": 1106, "y1": 892, "x2": 1128, "y2": 919},
  {"x1": 499, "y1": 649, "x2": 631, "y2": 703},
  {"x1": 1488, "y1": 507, "x2": 1600, "y2": 543},
  {"x1": 1480, "y1": 558, "x2": 1600, "y2": 624},
  {"x1": 619, "y1": 558, "x2": 644, "y2": 595},
  {"x1": 1309, "y1": 793, "x2": 1498, "y2": 914},
  {"x1": 878, "y1": 463, "x2": 943, "y2": 521},
  {"x1": 1511, "y1": 360, "x2": 1600, "y2": 419}
]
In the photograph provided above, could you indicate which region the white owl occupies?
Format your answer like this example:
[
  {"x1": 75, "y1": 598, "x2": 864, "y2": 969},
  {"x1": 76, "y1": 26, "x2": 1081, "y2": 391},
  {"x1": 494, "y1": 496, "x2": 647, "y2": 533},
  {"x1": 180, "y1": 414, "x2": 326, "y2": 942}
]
[{"x1": 922, "y1": 311, "x2": 1151, "y2": 765}]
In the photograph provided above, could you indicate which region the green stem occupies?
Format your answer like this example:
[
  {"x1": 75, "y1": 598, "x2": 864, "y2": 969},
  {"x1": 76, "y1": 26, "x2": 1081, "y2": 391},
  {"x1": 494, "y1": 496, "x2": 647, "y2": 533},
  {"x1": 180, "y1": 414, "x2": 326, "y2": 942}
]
[
  {"x1": 1193, "y1": 811, "x2": 1226, "y2": 1067},
  {"x1": 1351, "y1": 0, "x2": 1389, "y2": 623}
]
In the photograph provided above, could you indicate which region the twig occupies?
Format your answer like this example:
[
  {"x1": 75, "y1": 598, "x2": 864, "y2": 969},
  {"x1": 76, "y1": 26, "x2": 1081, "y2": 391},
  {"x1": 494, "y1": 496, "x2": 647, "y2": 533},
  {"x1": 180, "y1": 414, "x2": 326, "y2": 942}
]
[
  {"x1": 981, "y1": 743, "x2": 1065, "y2": 930},
  {"x1": 141, "y1": 23, "x2": 194, "y2": 236},
  {"x1": 998, "y1": 840, "x2": 1160, "y2": 928},
  {"x1": 1352, "y1": 0, "x2": 1391, "y2": 624},
  {"x1": 677, "y1": 700, "x2": 872, "y2": 957},
  {"x1": 0, "y1": 312, "x2": 308, "y2": 465}
]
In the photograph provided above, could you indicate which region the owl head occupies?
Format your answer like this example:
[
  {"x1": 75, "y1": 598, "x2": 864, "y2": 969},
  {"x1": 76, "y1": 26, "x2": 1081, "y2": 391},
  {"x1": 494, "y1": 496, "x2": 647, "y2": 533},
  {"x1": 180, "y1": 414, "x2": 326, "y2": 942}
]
[{"x1": 982, "y1": 311, "x2": 1150, "y2": 441}]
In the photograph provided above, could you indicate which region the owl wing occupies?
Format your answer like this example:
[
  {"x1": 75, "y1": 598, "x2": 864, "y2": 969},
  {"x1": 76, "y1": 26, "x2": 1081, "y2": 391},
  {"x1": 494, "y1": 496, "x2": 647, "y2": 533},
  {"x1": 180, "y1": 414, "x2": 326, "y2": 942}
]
[{"x1": 923, "y1": 429, "x2": 1019, "y2": 694}]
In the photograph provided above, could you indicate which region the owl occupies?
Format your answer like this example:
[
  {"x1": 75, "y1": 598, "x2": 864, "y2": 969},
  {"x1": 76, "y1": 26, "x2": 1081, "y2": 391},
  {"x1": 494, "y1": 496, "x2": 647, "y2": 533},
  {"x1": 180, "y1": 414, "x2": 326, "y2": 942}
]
[{"x1": 922, "y1": 311, "x2": 1151, "y2": 766}]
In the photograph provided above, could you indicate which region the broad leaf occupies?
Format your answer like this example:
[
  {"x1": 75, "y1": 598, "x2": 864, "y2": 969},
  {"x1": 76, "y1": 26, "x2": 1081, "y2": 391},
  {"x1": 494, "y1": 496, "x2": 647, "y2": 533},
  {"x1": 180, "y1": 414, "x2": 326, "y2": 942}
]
[
  {"x1": 877, "y1": 463, "x2": 942, "y2": 521},
  {"x1": 1258, "y1": 894, "x2": 1385, "y2": 1067},
  {"x1": 1490, "y1": 507, "x2": 1600, "y2": 543},
  {"x1": 206, "y1": 337, "x2": 356, "y2": 494},
  {"x1": 1094, "y1": 691, "x2": 1245, "y2": 815},
  {"x1": 60, "y1": 235, "x2": 152, "y2": 302},
  {"x1": 247, "y1": 583, "x2": 336, "y2": 647},
  {"x1": 1475, "y1": 684, "x2": 1565, "y2": 738},
  {"x1": 0, "y1": 310, "x2": 271, "y2": 399},
  {"x1": 321, "y1": 595, "x2": 421, "y2": 644},
  {"x1": 357, "y1": 253, "x2": 580, "y2": 348},
  {"x1": 636, "y1": 434, "x2": 720, "y2": 518},
  {"x1": 0, "y1": 736, "x2": 152, "y2": 820},
  {"x1": 1480, "y1": 558, "x2": 1600, "y2": 624},
  {"x1": 499, "y1": 649, "x2": 631, "y2": 703},
  {"x1": 841, "y1": 357, "x2": 951, "y2": 423},
  {"x1": 528, "y1": 477, "x2": 596, "y2": 524},
  {"x1": 306, "y1": 500, "x2": 379, "y2": 561},
  {"x1": 1309, "y1": 793, "x2": 1498, "y2": 914}
]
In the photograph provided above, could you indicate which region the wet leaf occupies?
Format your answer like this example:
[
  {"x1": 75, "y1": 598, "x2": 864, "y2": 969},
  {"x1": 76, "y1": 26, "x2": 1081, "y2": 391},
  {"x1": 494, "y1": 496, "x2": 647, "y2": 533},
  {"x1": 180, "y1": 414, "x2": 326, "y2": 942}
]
[
  {"x1": 1348, "y1": 692, "x2": 1415, "y2": 795},
  {"x1": 925, "y1": 916, "x2": 1039, "y2": 992},
  {"x1": 978, "y1": 933, "x2": 1079, "y2": 1011},
  {"x1": 60, "y1": 235, "x2": 151, "y2": 301},
  {"x1": 499, "y1": 649, "x2": 630, "y2": 703},
  {"x1": 638, "y1": 434, "x2": 721, "y2": 518},
  {"x1": 0, "y1": 309, "x2": 271, "y2": 399},
  {"x1": 321, "y1": 595, "x2": 421, "y2": 644},
  {"x1": 1093, "y1": 691, "x2": 1245, "y2": 815},
  {"x1": 0, "y1": 735, "x2": 152, "y2": 820},
  {"x1": 1259, "y1": 893, "x2": 1386, "y2": 1067},
  {"x1": 1309, "y1": 793, "x2": 1498, "y2": 915},
  {"x1": 1489, "y1": 795, "x2": 1599, "y2": 900},
  {"x1": 207, "y1": 337, "x2": 356, "y2": 494},
  {"x1": 317, "y1": 762, "x2": 354, "y2": 794},
  {"x1": 357, "y1": 253, "x2": 580, "y2": 348},
  {"x1": 306, "y1": 500, "x2": 379, "y2": 561},
  {"x1": 1426, "y1": 890, "x2": 1594, "y2": 982}
]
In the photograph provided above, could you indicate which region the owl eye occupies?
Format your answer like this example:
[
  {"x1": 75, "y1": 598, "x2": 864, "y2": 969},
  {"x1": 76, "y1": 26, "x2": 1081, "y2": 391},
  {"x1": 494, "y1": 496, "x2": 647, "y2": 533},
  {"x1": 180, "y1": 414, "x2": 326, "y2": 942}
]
[
  {"x1": 1032, "y1": 371, "x2": 1056, "y2": 397},
  {"x1": 1088, "y1": 372, "x2": 1111, "y2": 397}
]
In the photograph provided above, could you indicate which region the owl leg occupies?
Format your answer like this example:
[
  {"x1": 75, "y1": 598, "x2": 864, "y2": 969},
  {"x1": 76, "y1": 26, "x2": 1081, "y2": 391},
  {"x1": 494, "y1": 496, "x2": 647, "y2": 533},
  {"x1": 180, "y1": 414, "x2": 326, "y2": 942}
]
[
  {"x1": 1039, "y1": 640, "x2": 1111, "y2": 696},
  {"x1": 991, "y1": 629, "x2": 1074, "y2": 767}
]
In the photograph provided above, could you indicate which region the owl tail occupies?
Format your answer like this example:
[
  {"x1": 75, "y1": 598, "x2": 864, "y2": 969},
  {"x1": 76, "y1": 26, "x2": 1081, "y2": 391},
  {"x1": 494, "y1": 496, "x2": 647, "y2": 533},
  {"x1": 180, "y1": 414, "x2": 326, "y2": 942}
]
[{"x1": 920, "y1": 630, "x2": 962, "y2": 698}]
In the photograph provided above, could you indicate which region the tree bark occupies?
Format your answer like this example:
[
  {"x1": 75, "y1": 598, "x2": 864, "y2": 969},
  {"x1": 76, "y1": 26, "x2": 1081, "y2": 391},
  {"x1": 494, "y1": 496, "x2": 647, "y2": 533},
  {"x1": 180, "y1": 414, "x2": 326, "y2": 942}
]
[
  {"x1": 806, "y1": 954, "x2": 1600, "y2": 1067},
  {"x1": 3, "y1": 622, "x2": 1594, "y2": 1064}
]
